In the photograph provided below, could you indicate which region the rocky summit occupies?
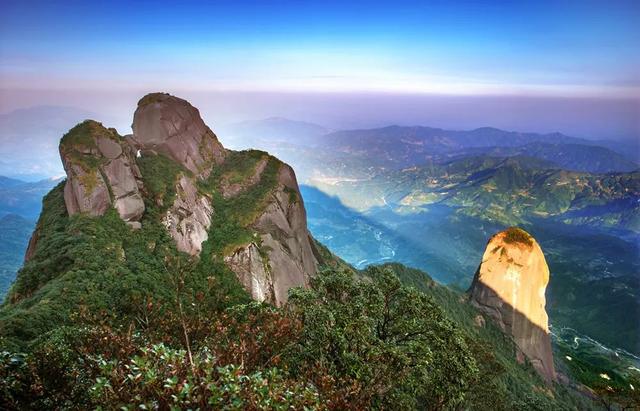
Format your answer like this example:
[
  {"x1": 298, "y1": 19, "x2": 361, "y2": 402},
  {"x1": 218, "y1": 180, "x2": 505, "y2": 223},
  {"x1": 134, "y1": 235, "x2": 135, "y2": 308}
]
[
  {"x1": 131, "y1": 93, "x2": 226, "y2": 177},
  {"x1": 60, "y1": 120, "x2": 145, "y2": 225},
  {"x1": 469, "y1": 227, "x2": 556, "y2": 383},
  {"x1": 52, "y1": 93, "x2": 318, "y2": 306}
]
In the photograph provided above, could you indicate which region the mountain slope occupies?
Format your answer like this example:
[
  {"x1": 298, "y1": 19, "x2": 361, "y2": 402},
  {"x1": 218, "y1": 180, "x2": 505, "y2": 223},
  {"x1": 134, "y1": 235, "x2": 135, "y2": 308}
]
[
  {"x1": 311, "y1": 155, "x2": 640, "y2": 232},
  {"x1": 447, "y1": 142, "x2": 639, "y2": 173}
]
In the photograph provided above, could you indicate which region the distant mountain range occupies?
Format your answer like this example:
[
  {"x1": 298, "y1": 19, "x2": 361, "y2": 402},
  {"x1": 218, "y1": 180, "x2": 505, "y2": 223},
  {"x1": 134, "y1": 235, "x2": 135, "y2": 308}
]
[
  {"x1": 0, "y1": 176, "x2": 61, "y2": 301},
  {"x1": 320, "y1": 125, "x2": 639, "y2": 173},
  {"x1": 0, "y1": 214, "x2": 33, "y2": 300},
  {"x1": 218, "y1": 117, "x2": 330, "y2": 149},
  {"x1": 0, "y1": 106, "x2": 95, "y2": 180},
  {"x1": 0, "y1": 176, "x2": 63, "y2": 220},
  {"x1": 3, "y1": 108, "x2": 638, "y2": 181}
]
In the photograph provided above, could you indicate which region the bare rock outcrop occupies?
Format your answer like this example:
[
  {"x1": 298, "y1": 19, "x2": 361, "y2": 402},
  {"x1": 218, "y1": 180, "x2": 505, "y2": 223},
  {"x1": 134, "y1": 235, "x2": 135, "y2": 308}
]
[
  {"x1": 469, "y1": 227, "x2": 556, "y2": 383},
  {"x1": 131, "y1": 93, "x2": 226, "y2": 177},
  {"x1": 60, "y1": 121, "x2": 145, "y2": 223},
  {"x1": 163, "y1": 175, "x2": 212, "y2": 255},
  {"x1": 224, "y1": 243, "x2": 274, "y2": 303},
  {"x1": 226, "y1": 164, "x2": 318, "y2": 306},
  {"x1": 56, "y1": 93, "x2": 318, "y2": 307}
]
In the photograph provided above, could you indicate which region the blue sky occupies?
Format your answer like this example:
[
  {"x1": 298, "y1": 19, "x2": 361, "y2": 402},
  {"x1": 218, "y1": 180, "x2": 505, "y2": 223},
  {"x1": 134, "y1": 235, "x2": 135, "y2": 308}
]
[{"x1": 1, "y1": 0, "x2": 639, "y2": 97}]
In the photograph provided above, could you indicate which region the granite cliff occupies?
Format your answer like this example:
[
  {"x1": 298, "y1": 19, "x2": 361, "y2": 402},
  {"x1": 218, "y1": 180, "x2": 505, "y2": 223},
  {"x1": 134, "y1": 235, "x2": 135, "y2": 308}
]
[
  {"x1": 29, "y1": 92, "x2": 318, "y2": 306},
  {"x1": 469, "y1": 227, "x2": 556, "y2": 383}
]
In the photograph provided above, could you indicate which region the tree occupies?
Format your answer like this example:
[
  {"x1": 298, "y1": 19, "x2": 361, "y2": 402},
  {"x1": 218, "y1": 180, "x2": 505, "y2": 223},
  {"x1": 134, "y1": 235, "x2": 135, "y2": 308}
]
[{"x1": 285, "y1": 267, "x2": 478, "y2": 410}]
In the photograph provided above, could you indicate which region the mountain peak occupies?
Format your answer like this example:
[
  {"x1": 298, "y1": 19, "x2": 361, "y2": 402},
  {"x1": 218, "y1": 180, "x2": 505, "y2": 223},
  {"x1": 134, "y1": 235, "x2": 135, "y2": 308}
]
[
  {"x1": 132, "y1": 92, "x2": 226, "y2": 177},
  {"x1": 60, "y1": 119, "x2": 145, "y2": 223},
  {"x1": 43, "y1": 93, "x2": 318, "y2": 310}
]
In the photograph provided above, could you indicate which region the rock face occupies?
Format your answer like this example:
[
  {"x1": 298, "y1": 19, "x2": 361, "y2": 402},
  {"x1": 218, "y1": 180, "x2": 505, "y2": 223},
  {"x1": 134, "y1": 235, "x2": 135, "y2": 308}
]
[
  {"x1": 131, "y1": 93, "x2": 226, "y2": 177},
  {"x1": 57, "y1": 92, "x2": 318, "y2": 306},
  {"x1": 60, "y1": 121, "x2": 145, "y2": 224},
  {"x1": 225, "y1": 164, "x2": 319, "y2": 306},
  {"x1": 163, "y1": 176, "x2": 213, "y2": 256},
  {"x1": 469, "y1": 227, "x2": 556, "y2": 383}
]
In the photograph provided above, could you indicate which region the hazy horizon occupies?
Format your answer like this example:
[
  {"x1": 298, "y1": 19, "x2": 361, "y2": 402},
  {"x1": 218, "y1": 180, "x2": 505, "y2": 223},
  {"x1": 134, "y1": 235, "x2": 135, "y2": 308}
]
[
  {"x1": 1, "y1": 89, "x2": 638, "y2": 142},
  {"x1": 2, "y1": 1, "x2": 639, "y2": 141}
]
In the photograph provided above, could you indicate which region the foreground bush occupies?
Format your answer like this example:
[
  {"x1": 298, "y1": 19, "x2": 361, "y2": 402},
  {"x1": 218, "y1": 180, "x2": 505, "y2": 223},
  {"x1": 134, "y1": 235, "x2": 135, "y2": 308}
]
[
  {"x1": 1, "y1": 267, "x2": 481, "y2": 410},
  {"x1": 91, "y1": 343, "x2": 321, "y2": 410}
]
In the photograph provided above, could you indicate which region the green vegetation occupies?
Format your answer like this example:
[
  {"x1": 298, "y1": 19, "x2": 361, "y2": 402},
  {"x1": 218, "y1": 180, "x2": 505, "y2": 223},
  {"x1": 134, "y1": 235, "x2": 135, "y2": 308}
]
[
  {"x1": 315, "y1": 155, "x2": 640, "y2": 232},
  {"x1": 0, "y1": 179, "x2": 249, "y2": 349},
  {"x1": 200, "y1": 150, "x2": 280, "y2": 255},
  {"x1": 137, "y1": 92, "x2": 169, "y2": 107},
  {"x1": 0, "y1": 266, "x2": 480, "y2": 409},
  {"x1": 378, "y1": 263, "x2": 596, "y2": 410},
  {"x1": 59, "y1": 120, "x2": 103, "y2": 151},
  {"x1": 502, "y1": 227, "x2": 533, "y2": 247},
  {"x1": 1, "y1": 262, "x2": 602, "y2": 409},
  {"x1": 137, "y1": 152, "x2": 188, "y2": 214},
  {"x1": 59, "y1": 120, "x2": 118, "y2": 172},
  {"x1": 287, "y1": 267, "x2": 477, "y2": 409}
]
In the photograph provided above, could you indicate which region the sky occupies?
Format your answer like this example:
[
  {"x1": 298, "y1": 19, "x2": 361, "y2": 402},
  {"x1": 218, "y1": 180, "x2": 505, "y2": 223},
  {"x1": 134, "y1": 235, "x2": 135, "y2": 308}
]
[{"x1": 1, "y1": 0, "x2": 639, "y2": 139}]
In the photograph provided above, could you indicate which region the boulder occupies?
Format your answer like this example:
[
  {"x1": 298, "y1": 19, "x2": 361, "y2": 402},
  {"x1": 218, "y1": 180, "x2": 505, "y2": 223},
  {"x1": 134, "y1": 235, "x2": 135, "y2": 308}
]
[
  {"x1": 131, "y1": 93, "x2": 226, "y2": 177},
  {"x1": 469, "y1": 227, "x2": 556, "y2": 383},
  {"x1": 60, "y1": 121, "x2": 145, "y2": 223}
]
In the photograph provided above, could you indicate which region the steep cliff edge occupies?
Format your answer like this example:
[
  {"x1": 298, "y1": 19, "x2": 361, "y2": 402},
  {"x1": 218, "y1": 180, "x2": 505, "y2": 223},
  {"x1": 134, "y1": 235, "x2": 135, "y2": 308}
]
[{"x1": 469, "y1": 227, "x2": 556, "y2": 383}]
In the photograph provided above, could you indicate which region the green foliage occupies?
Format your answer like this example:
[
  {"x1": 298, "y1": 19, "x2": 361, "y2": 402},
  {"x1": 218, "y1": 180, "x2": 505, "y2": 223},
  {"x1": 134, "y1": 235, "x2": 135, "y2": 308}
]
[
  {"x1": 379, "y1": 263, "x2": 596, "y2": 410},
  {"x1": 502, "y1": 226, "x2": 534, "y2": 247},
  {"x1": 0, "y1": 325, "x2": 141, "y2": 409},
  {"x1": 91, "y1": 343, "x2": 321, "y2": 410},
  {"x1": 199, "y1": 150, "x2": 280, "y2": 258},
  {"x1": 4, "y1": 184, "x2": 75, "y2": 304},
  {"x1": 1, "y1": 265, "x2": 518, "y2": 410},
  {"x1": 59, "y1": 120, "x2": 117, "y2": 172},
  {"x1": 59, "y1": 120, "x2": 102, "y2": 151},
  {"x1": 286, "y1": 266, "x2": 478, "y2": 409},
  {"x1": 137, "y1": 153, "x2": 188, "y2": 215},
  {"x1": 0, "y1": 182, "x2": 249, "y2": 350}
]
